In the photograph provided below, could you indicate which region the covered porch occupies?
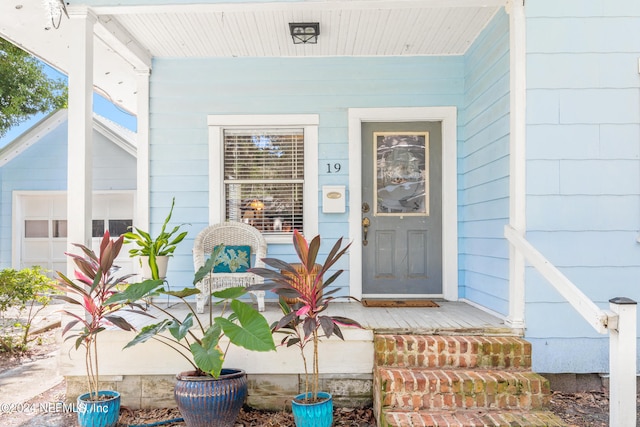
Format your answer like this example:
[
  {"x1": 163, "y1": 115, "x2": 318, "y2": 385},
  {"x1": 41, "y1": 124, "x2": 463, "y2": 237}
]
[{"x1": 0, "y1": 0, "x2": 529, "y2": 326}]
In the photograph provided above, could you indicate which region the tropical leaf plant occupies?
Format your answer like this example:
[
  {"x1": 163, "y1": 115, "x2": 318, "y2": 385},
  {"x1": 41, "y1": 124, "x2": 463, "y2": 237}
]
[
  {"x1": 110, "y1": 245, "x2": 276, "y2": 378},
  {"x1": 249, "y1": 230, "x2": 362, "y2": 403},
  {"x1": 54, "y1": 231, "x2": 152, "y2": 401}
]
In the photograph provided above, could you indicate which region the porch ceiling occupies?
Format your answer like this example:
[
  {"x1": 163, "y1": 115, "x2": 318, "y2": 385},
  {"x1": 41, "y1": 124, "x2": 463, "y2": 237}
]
[{"x1": 0, "y1": 0, "x2": 503, "y2": 114}]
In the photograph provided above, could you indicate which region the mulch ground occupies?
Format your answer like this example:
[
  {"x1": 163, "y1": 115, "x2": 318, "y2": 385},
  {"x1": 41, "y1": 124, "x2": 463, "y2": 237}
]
[
  {"x1": 548, "y1": 390, "x2": 612, "y2": 427},
  {"x1": 119, "y1": 406, "x2": 375, "y2": 426},
  {"x1": 117, "y1": 393, "x2": 615, "y2": 427}
]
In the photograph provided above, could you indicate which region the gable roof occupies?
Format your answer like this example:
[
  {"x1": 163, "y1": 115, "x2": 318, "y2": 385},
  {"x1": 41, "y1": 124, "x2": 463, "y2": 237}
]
[
  {"x1": 93, "y1": 113, "x2": 137, "y2": 157},
  {"x1": 0, "y1": 109, "x2": 137, "y2": 167}
]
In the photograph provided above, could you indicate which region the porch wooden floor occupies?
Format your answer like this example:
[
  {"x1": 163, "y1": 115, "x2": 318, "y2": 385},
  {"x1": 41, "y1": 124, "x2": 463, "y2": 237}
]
[
  {"x1": 322, "y1": 301, "x2": 512, "y2": 335},
  {"x1": 142, "y1": 300, "x2": 513, "y2": 336}
]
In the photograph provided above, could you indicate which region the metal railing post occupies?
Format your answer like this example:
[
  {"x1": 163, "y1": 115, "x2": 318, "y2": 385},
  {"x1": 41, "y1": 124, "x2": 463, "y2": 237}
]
[{"x1": 609, "y1": 297, "x2": 637, "y2": 427}]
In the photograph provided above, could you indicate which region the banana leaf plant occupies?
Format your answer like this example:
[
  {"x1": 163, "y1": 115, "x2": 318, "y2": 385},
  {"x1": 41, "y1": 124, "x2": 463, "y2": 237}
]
[
  {"x1": 54, "y1": 231, "x2": 155, "y2": 401},
  {"x1": 109, "y1": 245, "x2": 276, "y2": 378},
  {"x1": 122, "y1": 197, "x2": 189, "y2": 280},
  {"x1": 249, "y1": 230, "x2": 362, "y2": 403}
]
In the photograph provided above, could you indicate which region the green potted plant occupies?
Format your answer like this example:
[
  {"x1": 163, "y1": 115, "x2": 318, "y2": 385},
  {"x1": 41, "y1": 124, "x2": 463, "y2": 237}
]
[
  {"x1": 111, "y1": 244, "x2": 276, "y2": 427},
  {"x1": 123, "y1": 197, "x2": 188, "y2": 280},
  {"x1": 249, "y1": 230, "x2": 362, "y2": 427},
  {"x1": 54, "y1": 231, "x2": 154, "y2": 427}
]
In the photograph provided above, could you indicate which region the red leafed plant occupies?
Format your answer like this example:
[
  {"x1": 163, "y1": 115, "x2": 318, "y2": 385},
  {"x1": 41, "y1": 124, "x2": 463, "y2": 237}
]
[
  {"x1": 54, "y1": 231, "x2": 151, "y2": 401},
  {"x1": 249, "y1": 230, "x2": 362, "y2": 403}
]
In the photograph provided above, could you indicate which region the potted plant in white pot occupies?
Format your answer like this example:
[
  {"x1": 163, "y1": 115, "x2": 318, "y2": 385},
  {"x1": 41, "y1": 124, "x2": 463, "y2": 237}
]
[
  {"x1": 110, "y1": 244, "x2": 276, "y2": 427},
  {"x1": 249, "y1": 230, "x2": 362, "y2": 427},
  {"x1": 54, "y1": 231, "x2": 154, "y2": 427},
  {"x1": 123, "y1": 197, "x2": 188, "y2": 280}
]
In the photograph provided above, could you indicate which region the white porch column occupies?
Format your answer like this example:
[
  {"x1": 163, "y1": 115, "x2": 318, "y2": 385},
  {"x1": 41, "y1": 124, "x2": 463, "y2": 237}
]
[
  {"x1": 135, "y1": 69, "x2": 150, "y2": 232},
  {"x1": 506, "y1": 0, "x2": 527, "y2": 330},
  {"x1": 66, "y1": 7, "x2": 95, "y2": 271}
]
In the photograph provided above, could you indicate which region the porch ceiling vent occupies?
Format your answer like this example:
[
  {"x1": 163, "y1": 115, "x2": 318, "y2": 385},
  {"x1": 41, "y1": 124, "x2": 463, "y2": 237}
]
[{"x1": 289, "y1": 22, "x2": 320, "y2": 44}]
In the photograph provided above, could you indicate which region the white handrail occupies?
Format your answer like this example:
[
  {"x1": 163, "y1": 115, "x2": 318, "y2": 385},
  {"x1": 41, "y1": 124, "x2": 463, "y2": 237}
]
[
  {"x1": 504, "y1": 225, "x2": 615, "y2": 334},
  {"x1": 505, "y1": 224, "x2": 636, "y2": 427}
]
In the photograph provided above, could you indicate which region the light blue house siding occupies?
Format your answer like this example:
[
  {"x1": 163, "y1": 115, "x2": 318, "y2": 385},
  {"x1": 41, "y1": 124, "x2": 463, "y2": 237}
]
[
  {"x1": 150, "y1": 10, "x2": 518, "y2": 312},
  {"x1": 141, "y1": 1, "x2": 640, "y2": 376},
  {"x1": 149, "y1": 55, "x2": 466, "y2": 290},
  {"x1": 0, "y1": 118, "x2": 137, "y2": 269},
  {"x1": 525, "y1": 0, "x2": 640, "y2": 372},
  {"x1": 459, "y1": 10, "x2": 511, "y2": 315}
]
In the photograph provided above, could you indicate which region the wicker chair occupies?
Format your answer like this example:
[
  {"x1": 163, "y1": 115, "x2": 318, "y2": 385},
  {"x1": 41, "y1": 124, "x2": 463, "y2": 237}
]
[{"x1": 193, "y1": 221, "x2": 267, "y2": 313}]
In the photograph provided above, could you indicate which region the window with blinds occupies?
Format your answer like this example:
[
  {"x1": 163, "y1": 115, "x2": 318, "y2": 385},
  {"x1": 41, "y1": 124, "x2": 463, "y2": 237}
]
[{"x1": 224, "y1": 128, "x2": 304, "y2": 235}]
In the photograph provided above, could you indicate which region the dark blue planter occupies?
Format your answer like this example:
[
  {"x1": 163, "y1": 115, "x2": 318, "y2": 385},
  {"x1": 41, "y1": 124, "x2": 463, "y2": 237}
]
[
  {"x1": 76, "y1": 390, "x2": 120, "y2": 427},
  {"x1": 174, "y1": 369, "x2": 248, "y2": 427},
  {"x1": 291, "y1": 392, "x2": 333, "y2": 427}
]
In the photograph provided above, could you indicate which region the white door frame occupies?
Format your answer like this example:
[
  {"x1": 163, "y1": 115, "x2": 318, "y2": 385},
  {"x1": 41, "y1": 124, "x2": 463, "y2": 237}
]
[{"x1": 348, "y1": 107, "x2": 458, "y2": 301}]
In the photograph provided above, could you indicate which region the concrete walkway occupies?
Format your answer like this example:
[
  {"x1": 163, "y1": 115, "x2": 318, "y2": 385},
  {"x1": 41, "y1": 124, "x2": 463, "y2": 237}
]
[
  {"x1": 0, "y1": 351, "x2": 63, "y2": 404},
  {"x1": 0, "y1": 302, "x2": 74, "y2": 426},
  {"x1": 0, "y1": 301, "x2": 64, "y2": 404}
]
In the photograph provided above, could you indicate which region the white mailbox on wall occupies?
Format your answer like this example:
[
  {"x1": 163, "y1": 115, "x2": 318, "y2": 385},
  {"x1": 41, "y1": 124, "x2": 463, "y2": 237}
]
[{"x1": 322, "y1": 185, "x2": 346, "y2": 213}]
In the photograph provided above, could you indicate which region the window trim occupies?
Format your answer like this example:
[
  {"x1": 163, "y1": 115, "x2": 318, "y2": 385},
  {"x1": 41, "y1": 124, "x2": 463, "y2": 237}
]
[{"x1": 208, "y1": 114, "x2": 319, "y2": 244}]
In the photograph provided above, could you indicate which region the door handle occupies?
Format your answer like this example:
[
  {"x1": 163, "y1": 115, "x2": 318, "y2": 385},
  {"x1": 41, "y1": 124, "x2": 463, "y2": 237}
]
[{"x1": 362, "y1": 217, "x2": 370, "y2": 246}]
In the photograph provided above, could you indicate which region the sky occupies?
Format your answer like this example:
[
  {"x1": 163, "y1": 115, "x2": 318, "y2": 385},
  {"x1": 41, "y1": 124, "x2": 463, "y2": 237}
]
[{"x1": 0, "y1": 62, "x2": 137, "y2": 148}]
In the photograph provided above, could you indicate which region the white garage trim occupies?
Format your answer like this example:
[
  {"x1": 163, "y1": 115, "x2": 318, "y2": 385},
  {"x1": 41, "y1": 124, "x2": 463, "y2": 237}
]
[{"x1": 13, "y1": 190, "x2": 136, "y2": 273}]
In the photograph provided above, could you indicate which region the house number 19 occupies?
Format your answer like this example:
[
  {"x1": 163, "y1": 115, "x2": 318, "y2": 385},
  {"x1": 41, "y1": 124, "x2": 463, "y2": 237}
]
[{"x1": 326, "y1": 163, "x2": 342, "y2": 173}]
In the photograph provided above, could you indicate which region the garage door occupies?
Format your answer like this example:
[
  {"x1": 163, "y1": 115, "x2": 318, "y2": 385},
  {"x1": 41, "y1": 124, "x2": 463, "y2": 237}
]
[{"x1": 18, "y1": 192, "x2": 135, "y2": 277}]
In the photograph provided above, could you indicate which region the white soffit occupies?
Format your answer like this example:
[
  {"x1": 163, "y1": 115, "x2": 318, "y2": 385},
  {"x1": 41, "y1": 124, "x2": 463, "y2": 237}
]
[
  {"x1": 0, "y1": 1, "x2": 143, "y2": 113},
  {"x1": 0, "y1": 0, "x2": 504, "y2": 115},
  {"x1": 103, "y1": 1, "x2": 501, "y2": 58}
]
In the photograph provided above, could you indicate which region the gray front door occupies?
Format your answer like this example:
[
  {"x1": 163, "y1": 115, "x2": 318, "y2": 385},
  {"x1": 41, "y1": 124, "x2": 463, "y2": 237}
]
[{"x1": 361, "y1": 121, "x2": 443, "y2": 296}]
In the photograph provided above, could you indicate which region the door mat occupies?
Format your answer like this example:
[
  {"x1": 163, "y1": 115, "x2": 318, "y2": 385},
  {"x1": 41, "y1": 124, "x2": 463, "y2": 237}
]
[{"x1": 362, "y1": 299, "x2": 439, "y2": 308}]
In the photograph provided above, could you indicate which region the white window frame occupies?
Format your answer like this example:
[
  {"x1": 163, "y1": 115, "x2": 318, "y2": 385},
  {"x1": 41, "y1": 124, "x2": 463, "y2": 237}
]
[{"x1": 208, "y1": 114, "x2": 319, "y2": 244}]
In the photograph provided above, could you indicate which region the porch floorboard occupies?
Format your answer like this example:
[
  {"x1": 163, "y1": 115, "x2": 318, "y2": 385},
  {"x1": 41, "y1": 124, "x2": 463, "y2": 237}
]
[
  {"x1": 332, "y1": 300, "x2": 512, "y2": 335},
  {"x1": 137, "y1": 300, "x2": 512, "y2": 336}
]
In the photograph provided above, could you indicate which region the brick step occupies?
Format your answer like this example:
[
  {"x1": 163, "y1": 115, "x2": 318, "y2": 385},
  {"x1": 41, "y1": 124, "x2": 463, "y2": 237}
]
[
  {"x1": 381, "y1": 409, "x2": 567, "y2": 427},
  {"x1": 375, "y1": 335, "x2": 531, "y2": 370},
  {"x1": 376, "y1": 367, "x2": 550, "y2": 411}
]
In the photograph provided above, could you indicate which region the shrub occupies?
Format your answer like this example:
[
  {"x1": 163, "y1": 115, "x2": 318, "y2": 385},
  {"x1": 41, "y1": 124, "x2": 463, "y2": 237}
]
[{"x1": 0, "y1": 267, "x2": 55, "y2": 353}]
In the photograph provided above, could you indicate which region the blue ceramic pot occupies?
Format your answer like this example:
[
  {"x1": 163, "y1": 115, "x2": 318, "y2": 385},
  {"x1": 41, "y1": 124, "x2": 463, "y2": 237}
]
[
  {"x1": 291, "y1": 392, "x2": 333, "y2": 427},
  {"x1": 76, "y1": 390, "x2": 120, "y2": 427},
  {"x1": 174, "y1": 369, "x2": 248, "y2": 427}
]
